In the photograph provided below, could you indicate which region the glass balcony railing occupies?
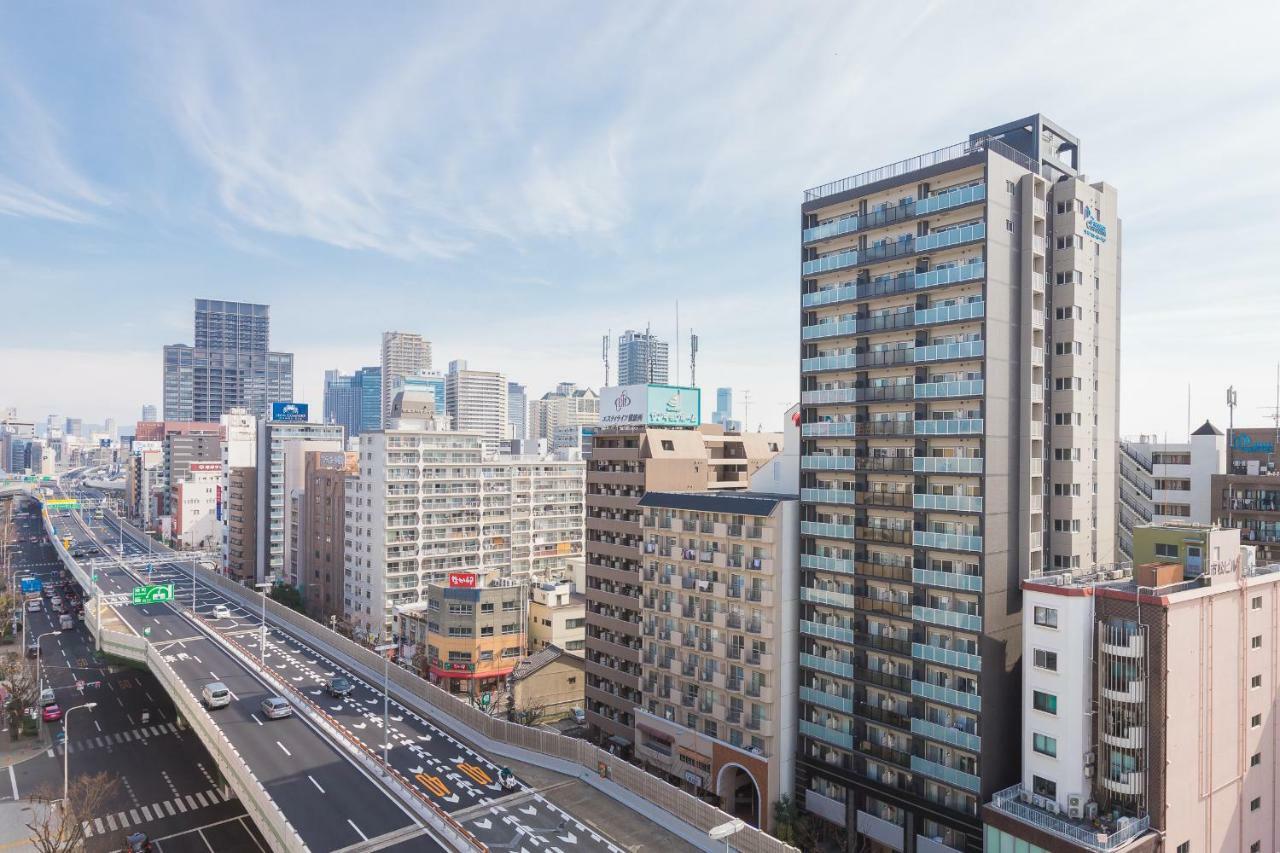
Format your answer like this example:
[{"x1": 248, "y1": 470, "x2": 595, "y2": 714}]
[
  {"x1": 801, "y1": 521, "x2": 856, "y2": 540},
  {"x1": 914, "y1": 530, "x2": 984, "y2": 552},
  {"x1": 914, "y1": 418, "x2": 984, "y2": 436},
  {"x1": 802, "y1": 214, "x2": 860, "y2": 243},
  {"x1": 913, "y1": 604, "x2": 983, "y2": 632},
  {"x1": 801, "y1": 348, "x2": 914, "y2": 372},
  {"x1": 801, "y1": 652, "x2": 855, "y2": 678},
  {"x1": 912, "y1": 641, "x2": 982, "y2": 672},
  {"x1": 801, "y1": 619, "x2": 856, "y2": 645},
  {"x1": 801, "y1": 488, "x2": 858, "y2": 506},
  {"x1": 802, "y1": 421, "x2": 859, "y2": 437},
  {"x1": 910, "y1": 755, "x2": 980, "y2": 793},
  {"x1": 988, "y1": 785, "x2": 1151, "y2": 852},
  {"x1": 801, "y1": 385, "x2": 914, "y2": 404},
  {"x1": 802, "y1": 272, "x2": 915, "y2": 308},
  {"x1": 803, "y1": 249, "x2": 859, "y2": 276},
  {"x1": 915, "y1": 183, "x2": 986, "y2": 215},
  {"x1": 800, "y1": 686, "x2": 854, "y2": 714},
  {"x1": 800, "y1": 554, "x2": 857, "y2": 575},
  {"x1": 914, "y1": 301, "x2": 985, "y2": 326},
  {"x1": 914, "y1": 260, "x2": 985, "y2": 291},
  {"x1": 914, "y1": 222, "x2": 986, "y2": 253},
  {"x1": 801, "y1": 318, "x2": 857, "y2": 340},
  {"x1": 913, "y1": 567, "x2": 983, "y2": 593},
  {"x1": 802, "y1": 586, "x2": 860, "y2": 609},
  {"x1": 911, "y1": 716, "x2": 981, "y2": 752},
  {"x1": 801, "y1": 455, "x2": 859, "y2": 471},
  {"x1": 913, "y1": 493, "x2": 984, "y2": 513},
  {"x1": 913, "y1": 340, "x2": 984, "y2": 363},
  {"x1": 914, "y1": 457, "x2": 984, "y2": 475},
  {"x1": 800, "y1": 719, "x2": 855, "y2": 750},
  {"x1": 912, "y1": 678, "x2": 981, "y2": 712}
]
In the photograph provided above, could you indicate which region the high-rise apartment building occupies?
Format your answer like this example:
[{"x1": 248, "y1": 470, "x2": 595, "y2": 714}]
[
  {"x1": 344, "y1": 417, "x2": 585, "y2": 640},
  {"x1": 584, "y1": 390, "x2": 781, "y2": 754},
  {"x1": 529, "y1": 383, "x2": 599, "y2": 443},
  {"x1": 508, "y1": 382, "x2": 528, "y2": 441},
  {"x1": 298, "y1": 450, "x2": 358, "y2": 624},
  {"x1": 796, "y1": 116, "x2": 1120, "y2": 848},
  {"x1": 446, "y1": 360, "x2": 508, "y2": 454},
  {"x1": 162, "y1": 300, "x2": 294, "y2": 421},
  {"x1": 380, "y1": 331, "x2": 432, "y2": 422},
  {"x1": 142, "y1": 404, "x2": 158, "y2": 422},
  {"x1": 712, "y1": 387, "x2": 734, "y2": 427},
  {"x1": 617, "y1": 330, "x2": 669, "y2": 385},
  {"x1": 983, "y1": 522, "x2": 1277, "y2": 853},
  {"x1": 323, "y1": 367, "x2": 382, "y2": 438},
  {"x1": 0, "y1": 416, "x2": 35, "y2": 474},
  {"x1": 1117, "y1": 422, "x2": 1226, "y2": 560},
  {"x1": 388, "y1": 371, "x2": 446, "y2": 419},
  {"x1": 220, "y1": 409, "x2": 257, "y2": 582},
  {"x1": 64, "y1": 418, "x2": 82, "y2": 438}
]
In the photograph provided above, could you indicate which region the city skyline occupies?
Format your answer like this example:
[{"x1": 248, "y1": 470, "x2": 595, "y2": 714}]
[{"x1": 3, "y1": 3, "x2": 1280, "y2": 437}]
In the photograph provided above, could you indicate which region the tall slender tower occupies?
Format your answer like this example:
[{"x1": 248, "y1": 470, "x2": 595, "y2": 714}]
[
  {"x1": 796, "y1": 115, "x2": 1120, "y2": 849},
  {"x1": 380, "y1": 331, "x2": 432, "y2": 422}
]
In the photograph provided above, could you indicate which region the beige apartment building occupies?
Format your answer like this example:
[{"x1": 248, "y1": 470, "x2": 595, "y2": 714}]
[
  {"x1": 634, "y1": 490, "x2": 798, "y2": 831},
  {"x1": 584, "y1": 417, "x2": 781, "y2": 754},
  {"x1": 528, "y1": 580, "x2": 585, "y2": 656},
  {"x1": 798, "y1": 115, "x2": 1120, "y2": 851},
  {"x1": 985, "y1": 523, "x2": 1279, "y2": 853}
]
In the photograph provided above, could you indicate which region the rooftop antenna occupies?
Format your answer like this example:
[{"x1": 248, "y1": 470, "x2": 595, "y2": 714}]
[
  {"x1": 741, "y1": 389, "x2": 752, "y2": 433},
  {"x1": 602, "y1": 332, "x2": 610, "y2": 388},
  {"x1": 690, "y1": 332, "x2": 699, "y2": 388},
  {"x1": 645, "y1": 322, "x2": 653, "y2": 383},
  {"x1": 675, "y1": 301, "x2": 680, "y2": 386},
  {"x1": 1227, "y1": 385, "x2": 1237, "y2": 432},
  {"x1": 1186, "y1": 384, "x2": 1191, "y2": 441}
]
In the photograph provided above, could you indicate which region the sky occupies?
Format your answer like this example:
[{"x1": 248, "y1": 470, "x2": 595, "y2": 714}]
[{"x1": 2, "y1": 1, "x2": 1280, "y2": 439}]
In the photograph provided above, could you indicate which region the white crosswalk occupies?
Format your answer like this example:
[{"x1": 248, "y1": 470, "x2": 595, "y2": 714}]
[
  {"x1": 82, "y1": 787, "x2": 232, "y2": 838},
  {"x1": 52, "y1": 721, "x2": 180, "y2": 756}
]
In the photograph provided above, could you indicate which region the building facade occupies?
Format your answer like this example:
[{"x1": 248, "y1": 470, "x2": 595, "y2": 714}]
[
  {"x1": 633, "y1": 490, "x2": 799, "y2": 832},
  {"x1": 220, "y1": 409, "x2": 257, "y2": 581},
  {"x1": 984, "y1": 523, "x2": 1277, "y2": 853},
  {"x1": 584, "y1": 418, "x2": 781, "y2": 754},
  {"x1": 617, "y1": 330, "x2": 669, "y2": 385},
  {"x1": 170, "y1": 461, "x2": 221, "y2": 549},
  {"x1": 796, "y1": 115, "x2": 1121, "y2": 849},
  {"x1": 389, "y1": 371, "x2": 446, "y2": 418},
  {"x1": 380, "y1": 331, "x2": 432, "y2": 422},
  {"x1": 298, "y1": 450, "x2": 357, "y2": 624},
  {"x1": 323, "y1": 367, "x2": 382, "y2": 438},
  {"x1": 1117, "y1": 421, "x2": 1226, "y2": 560},
  {"x1": 446, "y1": 360, "x2": 508, "y2": 454},
  {"x1": 1212, "y1": 426, "x2": 1280, "y2": 563},
  {"x1": 508, "y1": 382, "x2": 528, "y2": 441},
  {"x1": 529, "y1": 384, "x2": 599, "y2": 444},
  {"x1": 528, "y1": 581, "x2": 586, "y2": 656},
  {"x1": 162, "y1": 300, "x2": 294, "y2": 422}
]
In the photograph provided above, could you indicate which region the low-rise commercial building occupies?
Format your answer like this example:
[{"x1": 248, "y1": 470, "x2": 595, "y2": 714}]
[
  {"x1": 528, "y1": 581, "x2": 585, "y2": 656},
  {"x1": 984, "y1": 523, "x2": 1278, "y2": 853},
  {"x1": 170, "y1": 461, "x2": 221, "y2": 550},
  {"x1": 508, "y1": 644, "x2": 585, "y2": 724}
]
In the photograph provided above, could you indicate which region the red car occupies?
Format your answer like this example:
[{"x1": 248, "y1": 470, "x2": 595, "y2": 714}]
[{"x1": 41, "y1": 704, "x2": 62, "y2": 722}]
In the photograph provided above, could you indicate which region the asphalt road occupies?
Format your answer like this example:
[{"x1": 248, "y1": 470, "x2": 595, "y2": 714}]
[
  {"x1": 2, "y1": 494, "x2": 269, "y2": 853},
  {"x1": 52, "y1": 501, "x2": 439, "y2": 852},
  {"x1": 70, "y1": 491, "x2": 632, "y2": 853}
]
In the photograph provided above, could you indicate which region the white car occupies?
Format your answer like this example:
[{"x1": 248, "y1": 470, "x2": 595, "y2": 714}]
[
  {"x1": 260, "y1": 697, "x2": 292, "y2": 719},
  {"x1": 211, "y1": 604, "x2": 232, "y2": 620}
]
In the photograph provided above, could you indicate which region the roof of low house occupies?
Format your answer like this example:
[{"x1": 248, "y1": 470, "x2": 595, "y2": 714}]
[{"x1": 510, "y1": 644, "x2": 581, "y2": 681}]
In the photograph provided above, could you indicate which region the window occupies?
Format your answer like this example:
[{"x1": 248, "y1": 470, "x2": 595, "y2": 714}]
[
  {"x1": 1176, "y1": 844, "x2": 1189, "y2": 853},
  {"x1": 1154, "y1": 543, "x2": 1179, "y2": 559},
  {"x1": 1251, "y1": 752, "x2": 1261, "y2": 767},
  {"x1": 1031, "y1": 775, "x2": 1056, "y2": 799},
  {"x1": 1033, "y1": 733, "x2": 1058, "y2": 757},
  {"x1": 1034, "y1": 606, "x2": 1058, "y2": 628},
  {"x1": 480, "y1": 602, "x2": 495, "y2": 614},
  {"x1": 661, "y1": 440, "x2": 675, "y2": 451},
  {"x1": 1033, "y1": 690, "x2": 1058, "y2": 715},
  {"x1": 1006, "y1": 219, "x2": 1014, "y2": 233},
  {"x1": 1250, "y1": 843, "x2": 1260, "y2": 853},
  {"x1": 1033, "y1": 649, "x2": 1059, "y2": 671},
  {"x1": 1252, "y1": 674, "x2": 1262, "y2": 688},
  {"x1": 1252, "y1": 596, "x2": 1262, "y2": 610},
  {"x1": 1250, "y1": 797, "x2": 1261, "y2": 811},
  {"x1": 1006, "y1": 180, "x2": 1016, "y2": 194},
  {"x1": 1252, "y1": 635, "x2": 1262, "y2": 649},
  {"x1": 1252, "y1": 714, "x2": 1262, "y2": 728}
]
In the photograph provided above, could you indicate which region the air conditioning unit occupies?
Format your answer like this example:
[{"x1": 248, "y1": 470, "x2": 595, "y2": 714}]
[
  {"x1": 1020, "y1": 790, "x2": 1033, "y2": 804},
  {"x1": 1031, "y1": 794, "x2": 1046, "y2": 809},
  {"x1": 1117, "y1": 817, "x2": 1132, "y2": 830},
  {"x1": 1085, "y1": 802, "x2": 1099, "y2": 820},
  {"x1": 1067, "y1": 794, "x2": 1085, "y2": 820},
  {"x1": 1046, "y1": 801, "x2": 1059, "y2": 815},
  {"x1": 1084, "y1": 765, "x2": 1094, "y2": 779}
]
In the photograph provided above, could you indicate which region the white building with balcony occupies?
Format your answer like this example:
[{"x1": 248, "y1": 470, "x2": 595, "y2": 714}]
[{"x1": 1117, "y1": 421, "x2": 1225, "y2": 560}]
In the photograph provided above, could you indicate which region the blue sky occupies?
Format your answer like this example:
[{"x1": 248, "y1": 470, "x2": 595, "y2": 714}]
[{"x1": 2, "y1": 1, "x2": 1280, "y2": 437}]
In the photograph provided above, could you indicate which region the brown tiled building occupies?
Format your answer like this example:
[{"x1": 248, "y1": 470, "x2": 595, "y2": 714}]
[
  {"x1": 1212, "y1": 427, "x2": 1280, "y2": 563},
  {"x1": 225, "y1": 466, "x2": 257, "y2": 583},
  {"x1": 299, "y1": 450, "x2": 357, "y2": 623}
]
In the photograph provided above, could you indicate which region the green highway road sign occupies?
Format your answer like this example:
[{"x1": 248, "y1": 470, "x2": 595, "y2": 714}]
[{"x1": 131, "y1": 584, "x2": 174, "y2": 605}]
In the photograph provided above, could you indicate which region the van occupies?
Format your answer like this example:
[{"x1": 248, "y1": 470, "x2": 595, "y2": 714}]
[
  {"x1": 201, "y1": 682, "x2": 231, "y2": 709},
  {"x1": 59, "y1": 614, "x2": 74, "y2": 630}
]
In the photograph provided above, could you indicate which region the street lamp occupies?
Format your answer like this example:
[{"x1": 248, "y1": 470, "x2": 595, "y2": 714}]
[
  {"x1": 62, "y1": 702, "x2": 97, "y2": 806},
  {"x1": 708, "y1": 818, "x2": 746, "y2": 853},
  {"x1": 254, "y1": 583, "x2": 270, "y2": 666},
  {"x1": 34, "y1": 630, "x2": 62, "y2": 736},
  {"x1": 374, "y1": 642, "x2": 396, "y2": 767}
]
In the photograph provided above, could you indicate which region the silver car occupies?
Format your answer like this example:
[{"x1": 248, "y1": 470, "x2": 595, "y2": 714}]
[{"x1": 260, "y1": 696, "x2": 292, "y2": 719}]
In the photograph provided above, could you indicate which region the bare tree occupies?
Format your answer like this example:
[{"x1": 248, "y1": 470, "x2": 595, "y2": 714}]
[
  {"x1": 1, "y1": 652, "x2": 38, "y2": 736},
  {"x1": 508, "y1": 697, "x2": 550, "y2": 728},
  {"x1": 26, "y1": 771, "x2": 119, "y2": 853}
]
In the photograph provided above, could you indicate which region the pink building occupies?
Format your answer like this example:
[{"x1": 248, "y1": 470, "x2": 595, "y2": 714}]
[{"x1": 984, "y1": 524, "x2": 1279, "y2": 853}]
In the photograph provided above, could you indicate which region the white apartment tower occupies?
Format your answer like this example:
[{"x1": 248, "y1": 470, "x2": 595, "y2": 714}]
[
  {"x1": 380, "y1": 331, "x2": 432, "y2": 422},
  {"x1": 797, "y1": 115, "x2": 1120, "y2": 850},
  {"x1": 445, "y1": 360, "x2": 508, "y2": 454},
  {"x1": 219, "y1": 408, "x2": 257, "y2": 575},
  {"x1": 256, "y1": 418, "x2": 344, "y2": 585}
]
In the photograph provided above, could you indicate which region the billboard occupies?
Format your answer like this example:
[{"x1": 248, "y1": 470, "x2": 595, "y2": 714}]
[
  {"x1": 448, "y1": 572, "x2": 477, "y2": 589},
  {"x1": 131, "y1": 441, "x2": 162, "y2": 454},
  {"x1": 271, "y1": 402, "x2": 309, "y2": 423},
  {"x1": 600, "y1": 384, "x2": 701, "y2": 428}
]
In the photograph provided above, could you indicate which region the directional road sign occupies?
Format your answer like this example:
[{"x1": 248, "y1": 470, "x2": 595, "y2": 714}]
[{"x1": 131, "y1": 584, "x2": 174, "y2": 605}]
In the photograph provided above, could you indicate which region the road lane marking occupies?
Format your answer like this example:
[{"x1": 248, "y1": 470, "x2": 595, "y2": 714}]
[
  {"x1": 8, "y1": 765, "x2": 16, "y2": 800},
  {"x1": 308, "y1": 775, "x2": 325, "y2": 793},
  {"x1": 93, "y1": 720, "x2": 100, "y2": 733},
  {"x1": 276, "y1": 741, "x2": 291, "y2": 756},
  {"x1": 250, "y1": 714, "x2": 263, "y2": 726},
  {"x1": 347, "y1": 820, "x2": 367, "y2": 841}
]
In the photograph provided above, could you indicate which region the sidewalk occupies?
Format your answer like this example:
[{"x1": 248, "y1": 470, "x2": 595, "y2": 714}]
[
  {"x1": 0, "y1": 799, "x2": 37, "y2": 852},
  {"x1": 0, "y1": 730, "x2": 47, "y2": 770}
]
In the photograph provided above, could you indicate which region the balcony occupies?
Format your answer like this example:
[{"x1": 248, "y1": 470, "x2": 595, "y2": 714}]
[
  {"x1": 802, "y1": 249, "x2": 860, "y2": 276},
  {"x1": 1101, "y1": 725, "x2": 1145, "y2": 749},
  {"x1": 800, "y1": 554, "x2": 857, "y2": 575},
  {"x1": 914, "y1": 260, "x2": 985, "y2": 291},
  {"x1": 917, "y1": 183, "x2": 987, "y2": 215},
  {"x1": 917, "y1": 835, "x2": 964, "y2": 853},
  {"x1": 915, "y1": 300, "x2": 985, "y2": 327},
  {"x1": 914, "y1": 418, "x2": 983, "y2": 436},
  {"x1": 914, "y1": 530, "x2": 983, "y2": 552},
  {"x1": 914, "y1": 340, "x2": 984, "y2": 364},
  {"x1": 802, "y1": 520, "x2": 856, "y2": 540},
  {"x1": 801, "y1": 384, "x2": 914, "y2": 405},
  {"x1": 913, "y1": 604, "x2": 982, "y2": 632},
  {"x1": 801, "y1": 488, "x2": 858, "y2": 506},
  {"x1": 799, "y1": 719, "x2": 854, "y2": 750},
  {"x1": 855, "y1": 811, "x2": 905, "y2": 853},
  {"x1": 913, "y1": 493, "x2": 984, "y2": 513},
  {"x1": 914, "y1": 379, "x2": 985, "y2": 399},
  {"x1": 801, "y1": 348, "x2": 915, "y2": 372},
  {"x1": 804, "y1": 789, "x2": 847, "y2": 829},
  {"x1": 910, "y1": 717, "x2": 980, "y2": 752},
  {"x1": 800, "y1": 685, "x2": 853, "y2": 714},
  {"x1": 910, "y1": 755, "x2": 980, "y2": 793},
  {"x1": 801, "y1": 455, "x2": 858, "y2": 472},
  {"x1": 913, "y1": 567, "x2": 983, "y2": 592},
  {"x1": 912, "y1": 679, "x2": 980, "y2": 712},
  {"x1": 804, "y1": 585, "x2": 863, "y2": 610},
  {"x1": 861, "y1": 491, "x2": 912, "y2": 510},
  {"x1": 802, "y1": 619, "x2": 857, "y2": 646},
  {"x1": 915, "y1": 222, "x2": 986, "y2": 253},
  {"x1": 1100, "y1": 632, "x2": 1144, "y2": 658},
  {"x1": 987, "y1": 784, "x2": 1151, "y2": 852},
  {"x1": 802, "y1": 273, "x2": 915, "y2": 309},
  {"x1": 1100, "y1": 771, "x2": 1145, "y2": 797},
  {"x1": 857, "y1": 525, "x2": 913, "y2": 546},
  {"x1": 1100, "y1": 680, "x2": 1145, "y2": 703},
  {"x1": 912, "y1": 641, "x2": 982, "y2": 672},
  {"x1": 913, "y1": 457, "x2": 983, "y2": 475},
  {"x1": 801, "y1": 652, "x2": 855, "y2": 679}
]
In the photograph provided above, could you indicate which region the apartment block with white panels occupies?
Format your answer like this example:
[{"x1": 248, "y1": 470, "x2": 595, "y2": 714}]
[{"x1": 1117, "y1": 421, "x2": 1225, "y2": 560}]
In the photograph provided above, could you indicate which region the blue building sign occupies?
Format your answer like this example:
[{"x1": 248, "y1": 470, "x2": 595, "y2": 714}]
[
  {"x1": 1083, "y1": 206, "x2": 1107, "y2": 243},
  {"x1": 645, "y1": 385, "x2": 701, "y2": 427},
  {"x1": 1233, "y1": 432, "x2": 1274, "y2": 455},
  {"x1": 271, "y1": 402, "x2": 309, "y2": 423}
]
